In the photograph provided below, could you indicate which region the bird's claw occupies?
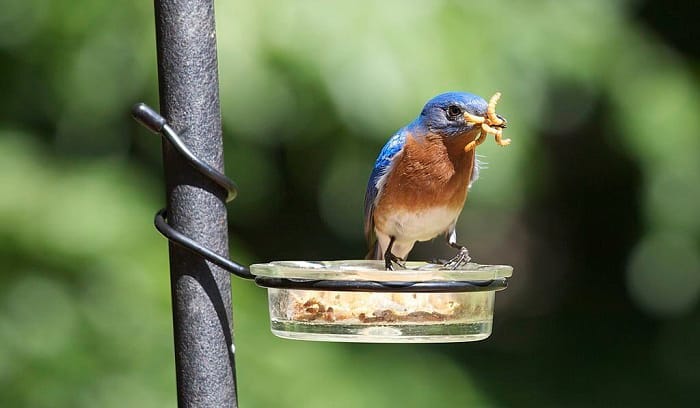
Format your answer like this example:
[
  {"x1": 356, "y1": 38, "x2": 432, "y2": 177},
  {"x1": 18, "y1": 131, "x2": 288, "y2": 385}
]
[
  {"x1": 464, "y1": 92, "x2": 510, "y2": 152},
  {"x1": 385, "y1": 253, "x2": 406, "y2": 271},
  {"x1": 442, "y1": 247, "x2": 471, "y2": 270}
]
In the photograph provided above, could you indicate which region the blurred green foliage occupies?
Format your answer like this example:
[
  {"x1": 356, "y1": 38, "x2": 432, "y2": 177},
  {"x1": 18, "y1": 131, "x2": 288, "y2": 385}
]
[{"x1": 1, "y1": 0, "x2": 699, "y2": 406}]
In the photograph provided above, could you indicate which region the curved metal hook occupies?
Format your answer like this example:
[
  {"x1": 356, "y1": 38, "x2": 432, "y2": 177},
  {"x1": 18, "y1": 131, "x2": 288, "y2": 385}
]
[
  {"x1": 132, "y1": 103, "x2": 238, "y2": 202},
  {"x1": 132, "y1": 103, "x2": 251, "y2": 279}
]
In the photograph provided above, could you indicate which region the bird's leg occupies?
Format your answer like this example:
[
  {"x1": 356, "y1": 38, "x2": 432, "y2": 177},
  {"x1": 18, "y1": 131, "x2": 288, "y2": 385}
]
[
  {"x1": 384, "y1": 236, "x2": 405, "y2": 270},
  {"x1": 443, "y1": 229, "x2": 471, "y2": 269}
]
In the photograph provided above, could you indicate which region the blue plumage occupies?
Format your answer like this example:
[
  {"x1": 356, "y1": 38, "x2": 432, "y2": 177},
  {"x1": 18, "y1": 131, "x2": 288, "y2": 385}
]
[{"x1": 363, "y1": 129, "x2": 406, "y2": 244}]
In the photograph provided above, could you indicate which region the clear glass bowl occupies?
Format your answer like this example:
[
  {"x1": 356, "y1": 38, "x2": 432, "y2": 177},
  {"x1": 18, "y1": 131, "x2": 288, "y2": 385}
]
[{"x1": 250, "y1": 260, "x2": 513, "y2": 343}]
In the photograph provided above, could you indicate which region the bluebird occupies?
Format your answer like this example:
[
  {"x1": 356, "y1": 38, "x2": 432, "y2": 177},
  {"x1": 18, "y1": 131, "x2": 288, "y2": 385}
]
[{"x1": 364, "y1": 91, "x2": 508, "y2": 270}]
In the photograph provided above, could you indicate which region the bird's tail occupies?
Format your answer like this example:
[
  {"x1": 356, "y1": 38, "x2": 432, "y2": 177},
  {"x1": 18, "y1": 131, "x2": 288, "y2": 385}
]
[{"x1": 365, "y1": 239, "x2": 382, "y2": 260}]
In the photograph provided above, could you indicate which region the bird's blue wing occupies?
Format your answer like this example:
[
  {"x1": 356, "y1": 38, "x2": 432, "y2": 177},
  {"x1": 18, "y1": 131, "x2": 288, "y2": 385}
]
[{"x1": 364, "y1": 130, "x2": 407, "y2": 254}]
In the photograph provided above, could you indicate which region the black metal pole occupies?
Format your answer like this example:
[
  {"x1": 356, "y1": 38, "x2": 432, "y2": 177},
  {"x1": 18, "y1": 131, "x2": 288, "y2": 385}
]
[{"x1": 154, "y1": 0, "x2": 237, "y2": 406}]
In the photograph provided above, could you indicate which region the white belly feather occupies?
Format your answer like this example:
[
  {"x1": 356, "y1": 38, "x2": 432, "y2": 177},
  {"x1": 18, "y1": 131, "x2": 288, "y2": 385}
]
[
  {"x1": 374, "y1": 206, "x2": 461, "y2": 260},
  {"x1": 381, "y1": 206, "x2": 460, "y2": 242}
]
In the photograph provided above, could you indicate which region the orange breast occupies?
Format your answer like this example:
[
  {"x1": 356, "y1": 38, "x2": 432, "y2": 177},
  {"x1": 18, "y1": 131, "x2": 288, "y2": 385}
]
[{"x1": 374, "y1": 129, "x2": 478, "y2": 217}]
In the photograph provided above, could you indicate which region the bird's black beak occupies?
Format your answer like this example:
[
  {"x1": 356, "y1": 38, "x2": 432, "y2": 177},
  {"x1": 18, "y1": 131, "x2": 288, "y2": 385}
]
[{"x1": 496, "y1": 114, "x2": 507, "y2": 128}]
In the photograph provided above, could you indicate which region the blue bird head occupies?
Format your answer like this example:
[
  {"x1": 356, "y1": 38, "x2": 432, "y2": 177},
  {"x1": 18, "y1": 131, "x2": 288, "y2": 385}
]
[{"x1": 415, "y1": 92, "x2": 494, "y2": 136}]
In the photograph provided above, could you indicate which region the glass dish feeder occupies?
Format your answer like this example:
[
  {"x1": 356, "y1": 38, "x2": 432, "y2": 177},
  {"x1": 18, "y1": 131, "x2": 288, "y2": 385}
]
[{"x1": 251, "y1": 260, "x2": 512, "y2": 343}]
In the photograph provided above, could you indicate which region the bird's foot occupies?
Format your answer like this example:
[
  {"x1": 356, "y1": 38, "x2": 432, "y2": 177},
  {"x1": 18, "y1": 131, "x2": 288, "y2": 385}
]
[
  {"x1": 385, "y1": 253, "x2": 406, "y2": 271},
  {"x1": 443, "y1": 247, "x2": 471, "y2": 270}
]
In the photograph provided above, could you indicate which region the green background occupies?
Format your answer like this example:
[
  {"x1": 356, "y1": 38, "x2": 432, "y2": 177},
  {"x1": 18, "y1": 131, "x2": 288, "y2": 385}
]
[{"x1": 1, "y1": 0, "x2": 699, "y2": 406}]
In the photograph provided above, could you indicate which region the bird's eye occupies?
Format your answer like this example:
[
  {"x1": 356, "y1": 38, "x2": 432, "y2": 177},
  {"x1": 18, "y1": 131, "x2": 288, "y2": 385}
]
[{"x1": 447, "y1": 105, "x2": 462, "y2": 118}]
